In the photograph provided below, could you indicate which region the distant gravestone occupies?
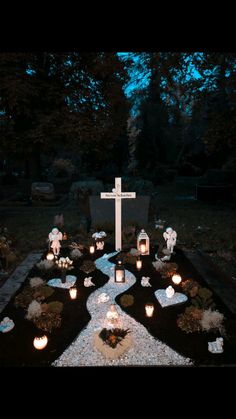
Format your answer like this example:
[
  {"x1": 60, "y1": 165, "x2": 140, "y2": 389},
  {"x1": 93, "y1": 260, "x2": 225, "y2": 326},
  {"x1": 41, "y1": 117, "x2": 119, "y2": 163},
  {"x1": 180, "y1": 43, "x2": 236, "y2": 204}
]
[
  {"x1": 31, "y1": 182, "x2": 55, "y2": 201},
  {"x1": 89, "y1": 195, "x2": 150, "y2": 227}
]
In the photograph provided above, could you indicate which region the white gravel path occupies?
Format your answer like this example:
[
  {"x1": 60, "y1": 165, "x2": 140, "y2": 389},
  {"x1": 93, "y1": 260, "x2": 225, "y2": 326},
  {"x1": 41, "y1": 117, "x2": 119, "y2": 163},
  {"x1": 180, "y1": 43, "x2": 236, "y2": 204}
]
[{"x1": 53, "y1": 252, "x2": 193, "y2": 366}]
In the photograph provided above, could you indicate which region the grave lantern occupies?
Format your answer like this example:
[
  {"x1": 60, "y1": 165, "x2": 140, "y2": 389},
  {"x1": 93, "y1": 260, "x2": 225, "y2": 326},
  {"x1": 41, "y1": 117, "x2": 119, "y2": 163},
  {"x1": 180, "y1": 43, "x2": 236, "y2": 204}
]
[
  {"x1": 145, "y1": 303, "x2": 154, "y2": 317},
  {"x1": 137, "y1": 229, "x2": 150, "y2": 255},
  {"x1": 33, "y1": 335, "x2": 48, "y2": 350},
  {"x1": 114, "y1": 260, "x2": 125, "y2": 283},
  {"x1": 46, "y1": 250, "x2": 54, "y2": 261}
]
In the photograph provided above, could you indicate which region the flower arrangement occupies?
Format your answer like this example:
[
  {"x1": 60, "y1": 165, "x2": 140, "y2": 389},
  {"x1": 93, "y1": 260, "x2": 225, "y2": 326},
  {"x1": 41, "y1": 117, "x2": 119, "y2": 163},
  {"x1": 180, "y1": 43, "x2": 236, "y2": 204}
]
[{"x1": 99, "y1": 328, "x2": 130, "y2": 349}]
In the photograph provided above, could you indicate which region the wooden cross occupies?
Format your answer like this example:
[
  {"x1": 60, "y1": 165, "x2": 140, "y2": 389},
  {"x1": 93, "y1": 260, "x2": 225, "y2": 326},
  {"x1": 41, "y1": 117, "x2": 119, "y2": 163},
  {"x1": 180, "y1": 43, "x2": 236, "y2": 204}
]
[{"x1": 101, "y1": 177, "x2": 136, "y2": 251}]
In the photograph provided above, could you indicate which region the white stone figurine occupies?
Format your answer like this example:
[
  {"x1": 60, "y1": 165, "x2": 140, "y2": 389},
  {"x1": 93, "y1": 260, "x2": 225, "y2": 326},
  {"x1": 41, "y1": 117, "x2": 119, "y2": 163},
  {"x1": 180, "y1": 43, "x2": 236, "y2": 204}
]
[
  {"x1": 96, "y1": 241, "x2": 104, "y2": 250},
  {"x1": 84, "y1": 277, "x2": 95, "y2": 287},
  {"x1": 0, "y1": 317, "x2": 15, "y2": 333},
  {"x1": 208, "y1": 337, "x2": 224, "y2": 354},
  {"x1": 97, "y1": 293, "x2": 110, "y2": 303},
  {"x1": 105, "y1": 304, "x2": 122, "y2": 329},
  {"x1": 166, "y1": 285, "x2": 175, "y2": 299},
  {"x1": 163, "y1": 227, "x2": 177, "y2": 254},
  {"x1": 48, "y1": 228, "x2": 63, "y2": 256},
  {"x1": 141, "y1": 277, "x2": 152, "y2": 287}
]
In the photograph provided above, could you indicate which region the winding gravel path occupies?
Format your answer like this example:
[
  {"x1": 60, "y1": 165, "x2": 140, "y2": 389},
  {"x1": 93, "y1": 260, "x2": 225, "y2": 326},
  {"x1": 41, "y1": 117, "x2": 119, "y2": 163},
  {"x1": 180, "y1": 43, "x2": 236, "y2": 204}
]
[{"x1": 53, "y1": 252, "x2": 192, "y2": 366}]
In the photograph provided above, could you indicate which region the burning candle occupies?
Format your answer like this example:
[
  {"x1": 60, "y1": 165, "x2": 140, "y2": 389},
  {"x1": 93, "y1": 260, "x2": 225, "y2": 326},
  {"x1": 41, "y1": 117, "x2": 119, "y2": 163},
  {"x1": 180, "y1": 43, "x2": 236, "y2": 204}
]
[
  {"x1": 136, "y1": 259, "x2": 142, "y2": 270},
  {"x1": 89, "y1": 245, "x2": 95, "y2": 254},
  {"x1": 33, "y1": 335, "x2": 48, "y2": 350},
  {"x1": 140, "y1": 244, "x2": 146, "y2": 254},
  {"x1": 145, "y1": 303, "x2": 154, "y2": 317},
  {"x1": 69, "y1": 287, "x2": 77, "y2": 299},
  {"x1": 46, "y1": 251, "x2": 54, "y2": 261},
  {"x1": 116, "y1": 270, "x2": 124, "y2": 282},
  {"x1": 172, "y1": 274, "x2": 182, "y2": 285}
]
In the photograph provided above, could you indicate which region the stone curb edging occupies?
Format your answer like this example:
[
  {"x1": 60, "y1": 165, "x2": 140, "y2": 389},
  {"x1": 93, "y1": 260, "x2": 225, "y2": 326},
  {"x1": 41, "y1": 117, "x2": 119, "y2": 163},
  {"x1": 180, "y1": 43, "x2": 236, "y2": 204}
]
[{"x1": 0, "y1": 251, "x2": 42, "y2": 314}]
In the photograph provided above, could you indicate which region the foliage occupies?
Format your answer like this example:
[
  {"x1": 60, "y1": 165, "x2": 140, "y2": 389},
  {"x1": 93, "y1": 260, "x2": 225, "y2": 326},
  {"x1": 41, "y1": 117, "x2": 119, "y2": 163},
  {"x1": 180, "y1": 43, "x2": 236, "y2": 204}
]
[
  {"x1": 160, "y1": 262, "x2": 179, "y2": 279},
  {"x1": 80, "y1": 260, "x2": 96, "y2": 274},
  {"x1": 29, "y1": 277, "x2": 45, "y2": 288},
  {"x1": 120, "y1": 294, "x2": 134, "y2": 307},
  {"x1": 33, "y1": 312, "x2": 62, "y2": 332},
  {"x1": 70, "y1": 248, "x2": 83, "y2": 259},
  {"x1": 36, "y1": 260, "x2": 55, "y2": 271},
  {"x1": 25, "y1": 300, "x2": 42, "y2": 320},
  {"x1": 46, "y1": 301, "x2": 64, "y2": 314},
  {"x1": 191, "y1": 287, "x2": 215, "y2": 310},
  {"x1": 14, "y1": 286, "x2": 35, "y2": 308},
  {"x1": 177, "y1": 306, "x2": 203, "y2": 333},
  {"x1": 99, "y1": 328, "x2": 130, "y2": 349},
  {"x1": 200, "y1": 309, "x2": 224, "y2": 333},
  {"x1": 181, "y1": 279, "x2": 200, "y2": 297},
  {"x1": 33, "y1": 285, "x2": 54, "y2": 301},
  {"x1": 50, "y1": 158, "x2": 77, "y2": 178}
]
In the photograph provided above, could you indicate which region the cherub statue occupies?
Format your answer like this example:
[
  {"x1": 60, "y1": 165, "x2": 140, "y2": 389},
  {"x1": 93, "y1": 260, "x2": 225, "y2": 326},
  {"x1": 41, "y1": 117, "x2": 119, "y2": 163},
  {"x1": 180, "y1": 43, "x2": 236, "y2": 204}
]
[
  {"x1": 163, "y1": 227, "x2": 177, "y2": 254},
  {"x1": 105, "y1": 304, "x2": 122, "y2": 329},
  {"x1": 48, "y1": 228, "x2": 63, "y2": 256},
  {"x1": 208, "y1": 337, "x2": 224, "y2": 353},
  {"x1": 141, "y1": 277, "x2": 152, "y2": 287}
]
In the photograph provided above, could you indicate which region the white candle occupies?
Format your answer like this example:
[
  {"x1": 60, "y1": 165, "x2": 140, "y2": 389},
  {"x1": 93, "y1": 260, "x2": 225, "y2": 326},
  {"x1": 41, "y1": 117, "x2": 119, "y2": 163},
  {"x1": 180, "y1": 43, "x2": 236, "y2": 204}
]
[
  {"x1": 89, "y1": 245, "x2": 95, "y2": 254},
  {"x1": 116, "y1": 270, "x2": 124, "y2": 282},
  {"x1": 140, "y1": 244, "x2": 146, "y2": 254},
  {"x1": 69, "y1": 287, "x2": 77, "y2": 299},
  {"x1": 145, "y1": 304, "x2": 154, "y2": 317},
  {"x1": 136, "y1": 259, "x2": 142, "y2": 270}
]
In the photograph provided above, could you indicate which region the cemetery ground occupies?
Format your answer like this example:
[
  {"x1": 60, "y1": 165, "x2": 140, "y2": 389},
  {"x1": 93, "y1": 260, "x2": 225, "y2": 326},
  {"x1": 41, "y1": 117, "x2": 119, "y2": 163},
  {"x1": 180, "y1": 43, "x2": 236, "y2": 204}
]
[{"x1": 0, "y1": 176, "x2": 236, "y2": 366}]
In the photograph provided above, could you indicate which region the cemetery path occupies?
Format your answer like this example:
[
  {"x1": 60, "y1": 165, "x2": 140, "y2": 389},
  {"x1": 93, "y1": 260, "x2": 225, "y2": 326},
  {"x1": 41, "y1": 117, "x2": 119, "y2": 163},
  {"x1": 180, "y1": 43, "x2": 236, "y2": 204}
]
[{"x1": 53, "y1": 252, "x2": 192, "y2": 366}]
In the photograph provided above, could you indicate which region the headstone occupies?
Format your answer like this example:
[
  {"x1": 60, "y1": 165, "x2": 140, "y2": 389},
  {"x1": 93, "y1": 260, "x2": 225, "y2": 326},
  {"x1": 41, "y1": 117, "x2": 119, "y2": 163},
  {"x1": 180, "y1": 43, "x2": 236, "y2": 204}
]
[
  {"x1": 31, "y1": 182, "x2": 55, "y2": 201},
  {"x1": 70, "y1": 180, "x2": 104, "y2": 200},
  {"x1": 90, "y1": 195, "x2": 150, "y2": 227}
]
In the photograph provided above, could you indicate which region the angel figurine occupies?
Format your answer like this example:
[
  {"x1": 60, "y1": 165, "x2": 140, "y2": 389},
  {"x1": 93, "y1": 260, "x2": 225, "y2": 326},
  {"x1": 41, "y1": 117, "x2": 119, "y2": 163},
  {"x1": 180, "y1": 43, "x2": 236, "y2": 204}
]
[
  {"x1": 48, "y1": 228, "x2": 63, "y2": 256},
  {"x1": 163, "y1": 227, "x2": 177, "y2": 254}
]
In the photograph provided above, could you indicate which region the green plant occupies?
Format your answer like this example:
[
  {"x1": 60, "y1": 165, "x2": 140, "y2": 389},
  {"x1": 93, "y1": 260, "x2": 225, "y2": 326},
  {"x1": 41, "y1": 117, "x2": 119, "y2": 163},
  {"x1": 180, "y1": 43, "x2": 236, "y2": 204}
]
[
  {"x1": 191, "y1": 287, "x2": 215, "y2": 310},
  {"x1": 120, "y1": 294, "x2": 134, "y2": 307},
  {"x1": 99, "y1": 328, "x2": 130, "y2": 349}
]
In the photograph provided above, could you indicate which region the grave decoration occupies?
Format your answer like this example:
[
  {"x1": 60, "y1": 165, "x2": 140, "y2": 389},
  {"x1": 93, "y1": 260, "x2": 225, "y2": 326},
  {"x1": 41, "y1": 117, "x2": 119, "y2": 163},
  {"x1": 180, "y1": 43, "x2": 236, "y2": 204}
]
[
  {"x1": 114, "y1": 260, "x2": 125, "y2": 283},
  {"x1": 208, "y1": 337, "x2": 224, "y2": 353},
  {"x1": 55, "y1": 257, "x2": 73, "y2": 284},
  {"x1": 137, "y1": 229, "x2": 150, "y2": 255},
  {"x1": 92, "y1": 231, "x2": 107, "y2": 250},
  {"x1": 33, "y1": 335, "x2": 48, "y2": 350},
  {"x1": 145, "y1": 303, "x2": 154, "y2": 317}
]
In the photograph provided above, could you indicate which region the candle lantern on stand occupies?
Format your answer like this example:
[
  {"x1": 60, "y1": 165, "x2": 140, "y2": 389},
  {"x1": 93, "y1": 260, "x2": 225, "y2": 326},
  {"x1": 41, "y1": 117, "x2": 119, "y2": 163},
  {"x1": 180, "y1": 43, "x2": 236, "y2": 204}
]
[
  {"x1": 137, "y1": 229, "x2": 150, "y2": 255},
  {"x1": 114, "y1": 260, "x2": 125, "y2": 283}
]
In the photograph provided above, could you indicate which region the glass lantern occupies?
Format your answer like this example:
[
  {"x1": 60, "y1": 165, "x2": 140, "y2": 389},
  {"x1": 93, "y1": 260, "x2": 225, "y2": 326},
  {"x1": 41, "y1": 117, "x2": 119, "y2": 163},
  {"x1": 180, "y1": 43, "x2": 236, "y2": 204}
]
[
  {"x1": 137, "y1": 229, "x2": 150, "y2": 255},
  {"x1": 114, "y1": 260, "x2": 125, "y2": 283}
]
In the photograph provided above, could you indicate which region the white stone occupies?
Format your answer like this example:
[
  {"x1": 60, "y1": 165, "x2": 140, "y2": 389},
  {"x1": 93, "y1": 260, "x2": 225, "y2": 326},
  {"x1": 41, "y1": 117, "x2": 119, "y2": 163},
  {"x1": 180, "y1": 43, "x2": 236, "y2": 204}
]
[
  {"x1": 101, "y1": 177, "x2": 136, "y2": 251},
  {"x1": 141, "y1": 277, "x2": 152, "y2": 287},
  {"x1": 47, "y1": 275, "x2": 77, "y2": 289},
  {"x1": 0, "y1": 317, "x2": 15, "y2": 333},
  {"x1": 155, "y1": 289, "x2": 188, "y2": 307},
  {"x1": 208, "y1": 337, "x2": 224, "y2": 353},
  {"x1": 97, "y1": 293, "x2": 110, "y2": 303}
]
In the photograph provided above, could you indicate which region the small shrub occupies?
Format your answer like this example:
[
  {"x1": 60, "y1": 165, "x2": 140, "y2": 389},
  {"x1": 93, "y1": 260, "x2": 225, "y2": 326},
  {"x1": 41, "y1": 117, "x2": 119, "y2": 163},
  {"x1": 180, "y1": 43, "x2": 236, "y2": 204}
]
[
  {"x1": 177, "y1": 306, "x2": 203, "y2": 333},
  {"x1": 25, "y1": 300, "x2": 42, "y2": 320},
  {"x1": 80, "y1": 260, "x2": 96, "y2": 274},
  {"x1": 33, "y1": 285, "x2": 54, "y2": 301},
  {"x1": 200, "y1": 309, "x2": 224, "y2": 332},
  {"x1": 33, "y1": 312, "x2": 62, "y2": 332},
  {"x1": 47, "y1": 301, "x2": 64, "y2": 314},
  {"x1": 70, "y1": 248, "x2": 83, "y2": 259},
  {"x1": 29, "y1": 277, "x2": 45, "y2": 288},
  {"x1": 36, "y1": 260, "x2": 54, "y2": 271},
  {"x1": 14, "y1": 286, "x2": 34, "y2": 308},
  {"x1": 191, "y1": 287, "x2": 215, "y2": 310},
  {"x1": 181, "y1": 279, "x2": 199, "y2": 297},
  {"x1": 120, "y1": 294, "x2": 134, "y2": 307}
]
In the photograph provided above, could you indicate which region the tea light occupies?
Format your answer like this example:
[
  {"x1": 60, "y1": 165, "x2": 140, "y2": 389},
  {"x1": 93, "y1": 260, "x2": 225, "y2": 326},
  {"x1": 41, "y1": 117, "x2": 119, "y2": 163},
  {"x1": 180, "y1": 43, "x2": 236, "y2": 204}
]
[
  {"x1": 136, "y1": 258, "x2": 142, "y2": 270},
  {"x1": 33, "y1": 335, "x2": 48, "y2": 350},
  {"x1": 69, "y1": 287, "x2": 77, "y2": 299},
  {"x1": 145, "y1": 303, "x2": 154, "y2": 317},
  {"x1": 89, "y1": 245, "x2": 95, "y2": 254},
  {"x1": 172, "y1": 274, "x2": 182, "y2": 285},
  {"x1": 46, "y1": 251, "x2": 54, "y2": 261}
]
